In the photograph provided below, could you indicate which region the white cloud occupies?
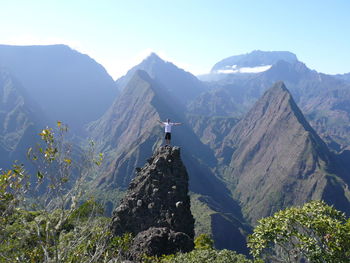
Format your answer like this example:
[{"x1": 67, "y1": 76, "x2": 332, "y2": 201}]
[{"x1": 216, "y1": 65, "x2": 272, "y2": 74}]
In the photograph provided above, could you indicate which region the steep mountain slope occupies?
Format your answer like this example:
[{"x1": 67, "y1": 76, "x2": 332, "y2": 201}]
[
  {"x1": 0, "y1": 44, "x2": 117, "y2": 132},
  {"x1": 187, "y1": 88, "x2": 245, "y2": 117},
  {"x1": 221, "y1": 82, "x2": 350, "y2": 224},
  {"x1": 115, "y1": 53, "x2": 206, "y2": 104},
  {"x1": 0, "y1": 68, "x2": 43, "y2": 168},
  {"x1": 88, "y1": 69, "x2": 215, "y2": 189},
  {"x1": 88, "y1": 70, "x2": 249, "y2": 253},
  {"x1": 194, "y1": 55, "x2": 350, "y2": 148},
  {"x1": 186, "y1": 115, "x2": 239, "y2": 156}
]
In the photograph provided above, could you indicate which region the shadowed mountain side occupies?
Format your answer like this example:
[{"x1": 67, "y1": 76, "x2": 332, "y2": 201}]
[
  {"x1": 88, "y1": 70, "x2": 216, "y2": 190},
  {"x1": 194, "y1": 58, "x2": 350, "y2": 148},
  {"x1": 333, "y1": 72, "x2": 350, "y2": 83},
  {"x1": 115, "y1": 53, "x2": 206, "y2": 104},
  {"x1": 87, "y1": 70, "x2": 249, "y2": 252},
  {"x1": 301, "y1": 86, "x2": 350, "y2": 148},
  {"x1": 186, "y1": 115, "x2": 240, "y2": 157},
  {"x1": 221, "y1": 82, "x2": 350, "y2": 224},
  {"x1": 0, "y1": 44, "x2": 117, "y2": 132},
  {"x1": 187, "y1": 88, "x2": 245, "y2": 117},
  {"x1": 0, "y1": 69, "x2": 44, "y2": 170}
]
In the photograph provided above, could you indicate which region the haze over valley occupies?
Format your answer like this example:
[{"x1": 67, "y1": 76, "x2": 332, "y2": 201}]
[
  {"x1": 1, "y1": 1, "x2": 350, "y2": 262},
  {"x1": 1, "y1": 44, "x2": 350, "y2": 254}
]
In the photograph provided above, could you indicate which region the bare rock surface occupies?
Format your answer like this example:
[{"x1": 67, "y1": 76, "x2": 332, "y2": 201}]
[{"x1": 111, "y1": 146, "x2": 194, "y2": 260}]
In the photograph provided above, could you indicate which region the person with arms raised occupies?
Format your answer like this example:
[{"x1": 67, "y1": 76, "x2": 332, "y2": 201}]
[{"x1": 158, "y1": 118, "x2": 182, "y2": 145}]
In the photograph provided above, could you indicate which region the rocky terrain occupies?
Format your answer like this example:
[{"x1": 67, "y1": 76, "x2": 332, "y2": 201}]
[
  {"x1": 111, "y1": 146, "x2": 195, "y2": 260},
  {"x1": 219, "y1": 81, "x2": 350, "y2": 223},
  {"x1": 1, "y1": 45, "x2": 350, "y2": 253}
]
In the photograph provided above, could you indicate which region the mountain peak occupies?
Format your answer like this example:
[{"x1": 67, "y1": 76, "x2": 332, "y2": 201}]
[
  {"x1": 147, "y1": 52, "x2": 163, "y2": 60},
  {"x1": 111, "y1": 146, "x2": 194, "y2": 259},
  {"x1": 141, "y1": 52, "x2": 166, "y2": 66},
  {"x1": 268, "y1": 80, "x2": 289, "y2": 93},
  {"x1": 221, "y1": 82, "x2": 340, "y2": 223},
  {"x1": 115, "y1": 51, "x2": 205, "y2": 103}
]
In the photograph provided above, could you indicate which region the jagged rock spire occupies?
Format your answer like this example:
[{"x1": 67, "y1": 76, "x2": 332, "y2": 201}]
[{"x1": 111, "y1": 146, "x2": 195, "y2": 260}]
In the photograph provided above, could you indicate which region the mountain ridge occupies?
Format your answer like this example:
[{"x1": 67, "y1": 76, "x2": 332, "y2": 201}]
[
  {"x1": 0, "y1": 44, "x2": 117, "y2": 132},
  {"x1": 220, "y1": 82, "x2": 350, "y2": 223},
  {"x1": 211, "y1": 50, "x2": 298, "y2": 73},
  {"x1": 115, "y1": 53, "x2": 206, "y2": 104}
]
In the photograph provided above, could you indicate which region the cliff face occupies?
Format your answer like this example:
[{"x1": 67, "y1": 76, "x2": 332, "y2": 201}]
[
  {"x1": 111, "y1": 146, "x2": 194, "y2": 260},
  {"x1": 221, "y1": 82, "x2": 350, "y2": 223},
  {"x1": 0, "y1": 69, "x2": 42, "y2": 169}
]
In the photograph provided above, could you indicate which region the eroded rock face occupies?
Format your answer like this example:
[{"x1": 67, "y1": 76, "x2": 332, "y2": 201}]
[
  {"x1": 111, "y1": 146, "x2": 195, "y2": 259},
  {"x1": 129, "y1": 227, "x2": 193, "y2": 261}
]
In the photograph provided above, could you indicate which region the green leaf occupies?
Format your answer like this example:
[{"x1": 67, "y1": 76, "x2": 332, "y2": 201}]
[{"x1": 37, "y1": 171, "x2": 44, "y2": 180}]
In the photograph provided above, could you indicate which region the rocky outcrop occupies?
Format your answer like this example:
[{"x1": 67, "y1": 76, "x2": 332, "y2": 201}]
[
  {"x1": 128, "y1": 227, "x2": 194, "y2": 260},
  {"x1": 111, "y1": 146, "x2": 195, "y2": 260}
]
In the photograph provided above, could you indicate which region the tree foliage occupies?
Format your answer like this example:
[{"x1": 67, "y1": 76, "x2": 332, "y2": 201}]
[
  {"x1": 248, "y1": 200, "x2": 350, "y2": 262},
  {"x1": 0, "y1": 122, "x2": 130, "y2": 262},
  {"x1": 143, "y1": 235, "x2": 251, "y2": 263},
  {"x1": 194, "y1": 233, "x2": 214, "y2": 250},
  {"x1": 159, "y1": 248, "x2": 252, "y2": 263},
  {"x1": 3, "y1": 122, "x2": 350, "y2": 262}
]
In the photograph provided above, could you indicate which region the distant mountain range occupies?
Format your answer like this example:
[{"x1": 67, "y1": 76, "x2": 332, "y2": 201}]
[
  {"x1": 195, "y1": 51, "x2": 350, "y2": 149},
  {"x1": 211, "y1": 50, "x2": 297, "y2": 73},
  {"x1": 0, "y1": 44, "x2": 117, "y2": 132},
  {"x1": 0, "y1": 45, "x2": 349, "y2": 254},
  {"x1": 115, "y1": 53, "x2": 206, "y2": 104}
]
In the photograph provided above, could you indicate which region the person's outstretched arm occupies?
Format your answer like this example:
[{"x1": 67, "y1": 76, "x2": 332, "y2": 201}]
[
  {"x1": 158, "y1": 120, "x2": 164, "y2": 125},
  {"x1": 174, "y1": 122, "x2": 182, "y2": 126}
]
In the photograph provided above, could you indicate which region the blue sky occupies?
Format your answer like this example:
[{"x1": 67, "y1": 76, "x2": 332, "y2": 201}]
[{"x1": 1, "y1": 0, "x2": 349, "y2": 79}]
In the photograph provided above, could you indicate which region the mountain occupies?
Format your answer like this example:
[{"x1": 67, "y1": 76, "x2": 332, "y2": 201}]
[
  {"x1": 193, "y1": 56, "x2": 350, "y2": 149},
  {"x1": 88, "y1": 69, "x2": 215, "y2": 190},
  {"x1": 0, "y1": 68, "x2": 43, "y2": 169},
  {"x1": 115, "y1": 53, "x2": 206, "y2": 104},
  {"x1": 187, "y1": 88, "x2": 245, "y2": 117},
  {"x1": 333, "y1": 72, "x2": 350, "y2": 83},
  {"x1": 220, "y1": 82, "x2": 350, "y2": 224},
  {"x1": 88, "y1": 70, "x2": 249, "y2": 253},
  {"x1": 210, "y1": 50, "x2": 298, "y2": 74},
  {"x1": 111, "y1": 146, "x2": 195, "y2": 260},
  {"x1": 186, "y1": 115, "x2": 239, "y2": 157},
  {"x1": 0, "y1": 44, "x2": 117, "y2": 132}
]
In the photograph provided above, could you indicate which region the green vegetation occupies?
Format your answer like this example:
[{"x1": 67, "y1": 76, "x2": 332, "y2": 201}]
[
  {"x1": 248, "y1": 200, "x2": 350, "y2": 262},
  {"x1": 194, "y1": 233, "x2": 215, "y2": 250},
  {"x1": 157, "y1": 248, "x2": 252, "y2": 263},
  {"x1": 190, "y1": 194, "x2": 215, "y2": 236},
  {"x1": 0, "y1": 122, "x2": 131, "y2": 262},
  {"x1": 2, "y1": 123, "x2": 350, "y2": 262},
  {"x1": 144, "y1": 234, "x2": 251, "y2": 263},
  {"x1": 0, "y1": 203, "x2": 132, "y2": 262}
]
